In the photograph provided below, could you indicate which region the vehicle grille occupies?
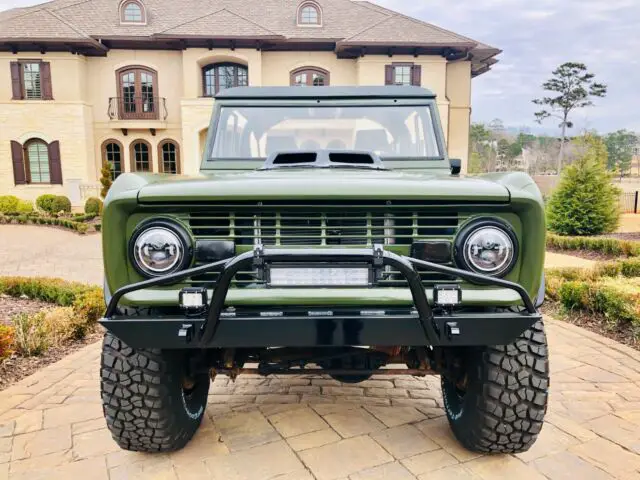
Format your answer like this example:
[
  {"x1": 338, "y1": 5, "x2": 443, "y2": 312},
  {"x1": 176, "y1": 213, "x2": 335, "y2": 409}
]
[{"x1": 184, "y1": 202, "x2": 468, "y2": 288}]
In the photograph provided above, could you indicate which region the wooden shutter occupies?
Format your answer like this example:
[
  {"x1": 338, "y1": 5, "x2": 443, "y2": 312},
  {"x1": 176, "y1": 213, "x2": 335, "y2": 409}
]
[
  {"x1": 384, "y1": 65, "x2": 394, "y2": 85},
  {"x1": 40, "y1": 62, "x2": 53, "y2": 100},
  {"x1": 411, "y1": 65, "x2": 422, "y2": 86},
  {"x1": 11, "y1": 140, "x2": 26, "y2": 185},
  {"x1": 48, "y1": 140, "x2": 63, "y2": 185},
  {"x1": 10, "y1": 62, "x2": 22, "y2": 100}
]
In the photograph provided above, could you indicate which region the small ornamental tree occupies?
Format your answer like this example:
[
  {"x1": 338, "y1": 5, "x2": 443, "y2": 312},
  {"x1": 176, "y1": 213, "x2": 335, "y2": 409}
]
[
  {"x1": 547, "y1": 134, "x2": 620, "y2": 236},
  {"x1": 100, "y1": 159, "x2": 113, "y2": 199}
]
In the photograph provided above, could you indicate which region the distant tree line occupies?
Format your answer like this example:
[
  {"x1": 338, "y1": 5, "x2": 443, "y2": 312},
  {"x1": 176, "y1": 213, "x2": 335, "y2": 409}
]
[{"x1": 468, "y1": 124, "x2": 638, "y2": 178}]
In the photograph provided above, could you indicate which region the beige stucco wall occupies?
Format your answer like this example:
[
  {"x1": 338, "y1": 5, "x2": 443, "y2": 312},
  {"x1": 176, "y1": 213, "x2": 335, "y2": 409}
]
[
  {"x1": 1, "y1": 48, "x2": 473, "y2": 203},
  {"x1": 445, "y1": 61, "x2": 472, "y2": 172}
]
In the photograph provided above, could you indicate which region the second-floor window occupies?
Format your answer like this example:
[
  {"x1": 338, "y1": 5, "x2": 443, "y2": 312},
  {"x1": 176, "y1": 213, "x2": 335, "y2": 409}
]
[
  {"x1": 291, "y1": 67, "x2": 329, "y2": 87},
  {"x1": 117, "y1": 66, "x2": 158, "y2": 119},
  {"x1": 202, "y1": 63, "x2": 248, "y2": 96},
  {"x1": 385, "y1": 63, "x2": 422, "y2": 87},
  {"x1": 10, "y1": 60, "x2": 53, "y2": 100}
]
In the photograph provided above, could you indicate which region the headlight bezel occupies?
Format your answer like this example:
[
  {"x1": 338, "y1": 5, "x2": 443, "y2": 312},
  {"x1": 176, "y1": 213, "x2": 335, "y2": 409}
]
[
  {"x1": 454, "y1": 218, "x2": 519, "y2": 278},
  {"x1": 128, "y1": 219, "x2": 193, "y2": 278}
]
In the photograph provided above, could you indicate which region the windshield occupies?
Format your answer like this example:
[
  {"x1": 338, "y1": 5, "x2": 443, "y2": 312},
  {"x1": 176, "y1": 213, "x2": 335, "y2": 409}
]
[{"x1": 209, "y1": 105, "x2": 441, "y2": 160}]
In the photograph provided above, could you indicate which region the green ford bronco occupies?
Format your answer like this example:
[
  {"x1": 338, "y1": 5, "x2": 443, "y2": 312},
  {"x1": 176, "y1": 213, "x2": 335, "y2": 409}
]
[{"x1": 100, "y1": 86, "x2": 548, "y2": 454}]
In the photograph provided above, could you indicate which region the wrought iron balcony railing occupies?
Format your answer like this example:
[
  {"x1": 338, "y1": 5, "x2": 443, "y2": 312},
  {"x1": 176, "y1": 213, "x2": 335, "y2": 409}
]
[{"x1": 108, "y1": 96, "x2": 167, "y2": 121}]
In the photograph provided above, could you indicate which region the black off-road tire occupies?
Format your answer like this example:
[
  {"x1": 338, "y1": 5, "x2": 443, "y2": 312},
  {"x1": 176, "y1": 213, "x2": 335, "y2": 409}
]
[
  {"x1": 441, "y1": 319, "x2": 549, "y2": 454},
  {"x1": 100, "y1": 332, "x2": 210, "y2": 452}
]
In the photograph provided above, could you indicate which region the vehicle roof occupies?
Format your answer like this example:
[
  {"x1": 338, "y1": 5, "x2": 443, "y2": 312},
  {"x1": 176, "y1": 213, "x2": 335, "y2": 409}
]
[{"x1": 215, "y1": 86, "x2": 436, "y2": 100}]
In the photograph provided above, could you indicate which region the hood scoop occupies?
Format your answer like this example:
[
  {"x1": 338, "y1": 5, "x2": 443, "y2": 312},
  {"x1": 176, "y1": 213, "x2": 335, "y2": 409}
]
[{"x1": 262, "y1": 150, "x2": 387, "y2": 170}]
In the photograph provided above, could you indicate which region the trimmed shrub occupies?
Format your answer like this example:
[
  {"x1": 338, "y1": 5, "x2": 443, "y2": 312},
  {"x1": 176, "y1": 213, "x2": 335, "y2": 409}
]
[
  {"x1": 100, "y1": 159, "x2": 113, "y2": 199},
  {"x1": 50, "y1": 196, "x2": 71, "y2": 214},
  {"x1": 84, "y1": 197, "x2": 103, "y2": 215},
  {"x1": 16, "y1": 200, "x2": 34, "y2": 214},
  {"x1": 0, "y1": 195, "x2": 19, "y2": 214},
  {"x1": 621, "y1": 258, "x2": 640, "y2": 277},
  {"x1": 0, "y1": 276, "x2": 92, "y2": 306},
  {"x1": 558, "y1": 281, "x2": 590, "y2": 310},
  {"x1": 72, "y1": 289, "x2": 105, "y2": 324},
  {"x1": 36, "y1": 194, "x2": 58, "y2": 213},
  {"x1": 547, "y1": 233, "x2": 640, "y2": 257},
  {"x1": 0, "y1": 325, "x2": 14, "y2": 360},
  {"x1": 43, "y1": 307, "x2": 90, "y2": 343},
  {"x1": 547, "y1": 135, "x2": 620, "y2": 236},
  {"x1": 12, "y1": 311, "x2": 50, "y2": 356}
]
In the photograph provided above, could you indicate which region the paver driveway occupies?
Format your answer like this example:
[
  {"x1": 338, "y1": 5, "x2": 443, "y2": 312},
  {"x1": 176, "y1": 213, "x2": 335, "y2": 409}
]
[
  {"x1": 1, "y1": 319, "x2": 640, "y2": 479},
  {"x1": 1, "y1": 226, "x2": 640, "y2": 479},
  {"x1": 0, "y1": 225, "x2": 103, "y2": 285}
]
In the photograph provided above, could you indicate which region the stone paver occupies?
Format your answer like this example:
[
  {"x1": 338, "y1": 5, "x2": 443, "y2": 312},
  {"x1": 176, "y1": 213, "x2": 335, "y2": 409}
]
[{"x1": 2, "y1": 226, "x2": 640, "y2": 479}]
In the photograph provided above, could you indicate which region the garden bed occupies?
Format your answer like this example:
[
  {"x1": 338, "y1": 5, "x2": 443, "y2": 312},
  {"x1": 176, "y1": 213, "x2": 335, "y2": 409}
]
[{"x1": 0, "y1": 277, "x2": 104, "y2": 391}]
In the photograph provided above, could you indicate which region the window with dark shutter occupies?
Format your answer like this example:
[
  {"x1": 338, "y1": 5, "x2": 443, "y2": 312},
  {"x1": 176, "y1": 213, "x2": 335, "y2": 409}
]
[
  {"x1": 9, "y1": 60, "x2": 52, "y2": 100},
  {"x1": 385, "y1": 63, "x2": 422, "y2": 87},
  {"x1": 10, "y1": 140, "x2": 26, "y2": 185}
]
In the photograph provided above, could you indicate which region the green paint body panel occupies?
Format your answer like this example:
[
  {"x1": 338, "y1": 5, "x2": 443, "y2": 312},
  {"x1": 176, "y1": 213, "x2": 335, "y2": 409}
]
[{"x1": 102, "y1": 87, "x2": 546, "y2": 312}]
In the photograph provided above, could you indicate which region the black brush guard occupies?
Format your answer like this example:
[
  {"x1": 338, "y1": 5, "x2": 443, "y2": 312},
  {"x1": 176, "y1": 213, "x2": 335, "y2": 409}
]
[{"x1": 100, "y1": 246, "x2": 541, "y2": 349}]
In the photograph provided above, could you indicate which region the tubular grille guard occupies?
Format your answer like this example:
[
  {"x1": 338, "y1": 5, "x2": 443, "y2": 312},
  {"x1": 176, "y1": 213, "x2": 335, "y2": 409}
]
[{"x1": 104, "y1": 246, "x2": 538, "y2": 347}]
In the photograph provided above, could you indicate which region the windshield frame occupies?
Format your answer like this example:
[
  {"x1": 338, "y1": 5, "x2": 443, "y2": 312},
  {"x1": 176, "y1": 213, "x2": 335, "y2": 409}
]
[{"x1": 201, "y1": 97, "x2": 448, "y2": 171}]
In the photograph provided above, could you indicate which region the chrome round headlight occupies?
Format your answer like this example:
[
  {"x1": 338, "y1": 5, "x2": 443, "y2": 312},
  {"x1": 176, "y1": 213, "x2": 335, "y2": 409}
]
[
  {"x1": 455, "y1": 219, "x2": 518, "y2": 277},
  {"x1": 129, "y1": 220, "x2": 192, "y2": 277}
]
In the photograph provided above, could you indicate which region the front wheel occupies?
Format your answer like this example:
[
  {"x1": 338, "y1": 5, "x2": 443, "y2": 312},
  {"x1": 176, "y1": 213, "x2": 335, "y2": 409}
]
[
  {"x1": 100, "y1": 332, "x2": 210, "y2": 452},
  {"x1": 440, "y1": 319, "x2": 549, "y2": 453}
]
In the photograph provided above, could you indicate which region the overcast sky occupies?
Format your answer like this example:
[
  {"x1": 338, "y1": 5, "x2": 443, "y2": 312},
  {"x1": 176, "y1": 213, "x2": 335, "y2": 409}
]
[{"x1": 1, "y1": 0, "x2": 637, "y2": 134}]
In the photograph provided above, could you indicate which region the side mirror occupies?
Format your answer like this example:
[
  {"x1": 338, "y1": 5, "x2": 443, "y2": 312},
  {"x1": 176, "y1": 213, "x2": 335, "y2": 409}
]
[{"x1": 449, "y1": 158, "x2": 462, "y2": 176}]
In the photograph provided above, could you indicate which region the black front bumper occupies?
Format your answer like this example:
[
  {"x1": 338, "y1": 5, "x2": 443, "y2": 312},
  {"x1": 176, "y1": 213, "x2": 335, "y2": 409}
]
[{"x1": 100, "y1": 246, "x2": 541, "y2": 349}]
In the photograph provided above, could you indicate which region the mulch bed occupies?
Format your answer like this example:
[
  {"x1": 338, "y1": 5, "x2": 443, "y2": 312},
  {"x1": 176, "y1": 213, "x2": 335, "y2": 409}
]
[
  {"x1": 0, "y1": 295, "x2": 103, "y2": 391},
  {"x1": 0, "y1": 295, "x2": 53, "y2": 326},
  {"x1": 542, "y1": 302, "x2": 639, "y2": 351}
]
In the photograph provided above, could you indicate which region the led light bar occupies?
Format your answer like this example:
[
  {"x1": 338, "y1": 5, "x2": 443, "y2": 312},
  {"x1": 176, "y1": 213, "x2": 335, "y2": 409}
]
[{"x1": 269, "y1": 267, "x2": 370, "y2": 287}]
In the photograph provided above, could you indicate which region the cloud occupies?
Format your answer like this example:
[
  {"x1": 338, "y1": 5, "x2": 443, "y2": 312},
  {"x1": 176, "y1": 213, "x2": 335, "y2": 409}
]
[{"x1": 376, "y1": 0, "x2": 638, "y2": 133}]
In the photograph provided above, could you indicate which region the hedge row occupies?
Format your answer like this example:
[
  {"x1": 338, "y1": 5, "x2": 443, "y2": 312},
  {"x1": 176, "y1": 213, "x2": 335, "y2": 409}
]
[
  {"x1": 546, "y1": 262, "x2": 640, "y2": 337},
  {"x1": 0, "y1": 213, "x2": 95, "y2": 234},
  {"x1": 547, "y1": 232, "x2": 640, "y2": 257},
  {"x1": 0, "y1": 277, "x2": 104, "y2": 359}
]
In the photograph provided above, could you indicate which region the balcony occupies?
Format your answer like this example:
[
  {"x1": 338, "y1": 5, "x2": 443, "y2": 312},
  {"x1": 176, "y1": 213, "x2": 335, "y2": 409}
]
[{"x1": 107, "y1": 96, "x2": 168, "y2": 134}]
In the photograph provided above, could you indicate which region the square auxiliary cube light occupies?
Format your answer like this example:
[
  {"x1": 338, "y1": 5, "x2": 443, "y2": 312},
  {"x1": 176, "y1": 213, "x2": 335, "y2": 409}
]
[
  {"x1": 179, "y1": 287, "x2": 208, "y2": 311},
  {"x1": 433, "y1": 284, "x2": 462, "y2": 307}
]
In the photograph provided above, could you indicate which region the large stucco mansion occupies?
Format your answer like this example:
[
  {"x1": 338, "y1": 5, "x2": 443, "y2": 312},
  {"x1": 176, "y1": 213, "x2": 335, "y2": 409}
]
[{"x1": 0, "y1": 0, "x2": 499, "y2": 205}]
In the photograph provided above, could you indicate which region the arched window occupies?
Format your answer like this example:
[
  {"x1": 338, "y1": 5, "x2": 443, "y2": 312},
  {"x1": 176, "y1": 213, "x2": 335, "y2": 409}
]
[
  {"x1": 116, "y1": 66, "x2": 158, "y2": 119},
  {"x1": 291, "y1": 67, "x2": 329, "y2": 87},
  {"x1": 298, "y1": 2, "x2": 321, "y2": 25},
  {"x1": 158, "y1": 140, "x2": 180, "y2": 174},
  {"x1": 120, "y1": 0, "x2": 145, "y2": 23},
  {"x1": 130, "y1": 140, "x2": 151, "y2": 172},
  {"x1": 24, "y1": 139, "x2": 50, "y2": 184},
  {"x1": 102, "y1": 140, "x2": 123, "y2": 179},
  {"x1": 202, "y1": 63, "x2": 248, "y2": 96}
]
